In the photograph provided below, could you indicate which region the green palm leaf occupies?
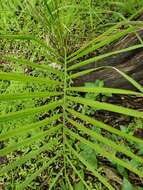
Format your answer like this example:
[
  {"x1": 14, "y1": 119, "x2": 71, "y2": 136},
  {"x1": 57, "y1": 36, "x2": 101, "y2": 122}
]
[
  {"x1": 16, "y1": 153, "x2": 61, "y2": 190},
  {"x1": 67, "y1": 43, "x2": 143, "y2": 70},
  {"x1": 67, "y1": 96, "x2": 143, "y2": 118},
  {"x1": 1, "y1": 1, "x2": 143, "y2": 189},
  {"x1": 65, "y1": 128, "x2": 143, "y2": 177},
  {"x1": 67, "y1": 86, "x2": 143, "y2": 96},
  {"x1": 0, "y1": 72, "x2": 62, "y2": 85},
  {"x1": 0, "y1": 100, "x2": 62, "y2": 122},
  {"x1": 65, "y1": 139, "x2": 115, "y2": 190},
  {"x1": 0, "y1": 125, "x2": 61, "y2": 156},
  {"x1": 0, "y1": 91, "x2": 63, "y2": 101},
  {"x1": 67, "y1": 108, "x2": 143, "y2": 145},
  {"x1": 1, "y1": 56, "x2": 63, "y2": 77}
]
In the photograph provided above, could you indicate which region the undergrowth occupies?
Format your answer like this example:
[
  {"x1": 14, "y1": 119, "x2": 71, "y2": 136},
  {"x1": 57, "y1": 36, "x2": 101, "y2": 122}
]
[{"x1": 0, "y1": 0, "x2": 143, "y2": 189}]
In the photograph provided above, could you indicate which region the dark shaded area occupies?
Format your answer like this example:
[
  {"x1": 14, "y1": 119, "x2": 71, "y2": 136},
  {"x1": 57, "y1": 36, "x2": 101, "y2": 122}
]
[{"x1": 73, "y1": 16, "x2": 143, "y2": 90}]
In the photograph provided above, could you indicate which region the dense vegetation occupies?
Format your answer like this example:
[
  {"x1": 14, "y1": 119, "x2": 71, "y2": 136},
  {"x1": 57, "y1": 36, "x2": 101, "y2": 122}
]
[{"x1": 0, "y1": 1, "x2": 143, "y2": 189}]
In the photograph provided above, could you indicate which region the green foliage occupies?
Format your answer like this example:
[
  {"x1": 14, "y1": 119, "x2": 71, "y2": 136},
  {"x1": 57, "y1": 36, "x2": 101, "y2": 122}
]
[
  {"x1": 82, "y1": 80, "x2": 112, "y2": 115},
  {"x1": 122, "y1": 178, "x2": 133, "y2": 190},
  {"x1": 0, "y1": 0, "x2": 143, "y2": 189}
]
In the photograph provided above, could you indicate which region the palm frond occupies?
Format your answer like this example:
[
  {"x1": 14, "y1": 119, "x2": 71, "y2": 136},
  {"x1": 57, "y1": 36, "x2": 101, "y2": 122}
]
[{"x1": 1, "y1": 0, "x2": 143, "y2": 189}]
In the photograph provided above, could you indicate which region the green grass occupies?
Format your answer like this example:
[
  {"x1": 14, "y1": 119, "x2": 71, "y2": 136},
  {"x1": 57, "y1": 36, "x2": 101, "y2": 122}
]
[{"x1": 0, "y1": 0, "x2": 143, "y2": 189}]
